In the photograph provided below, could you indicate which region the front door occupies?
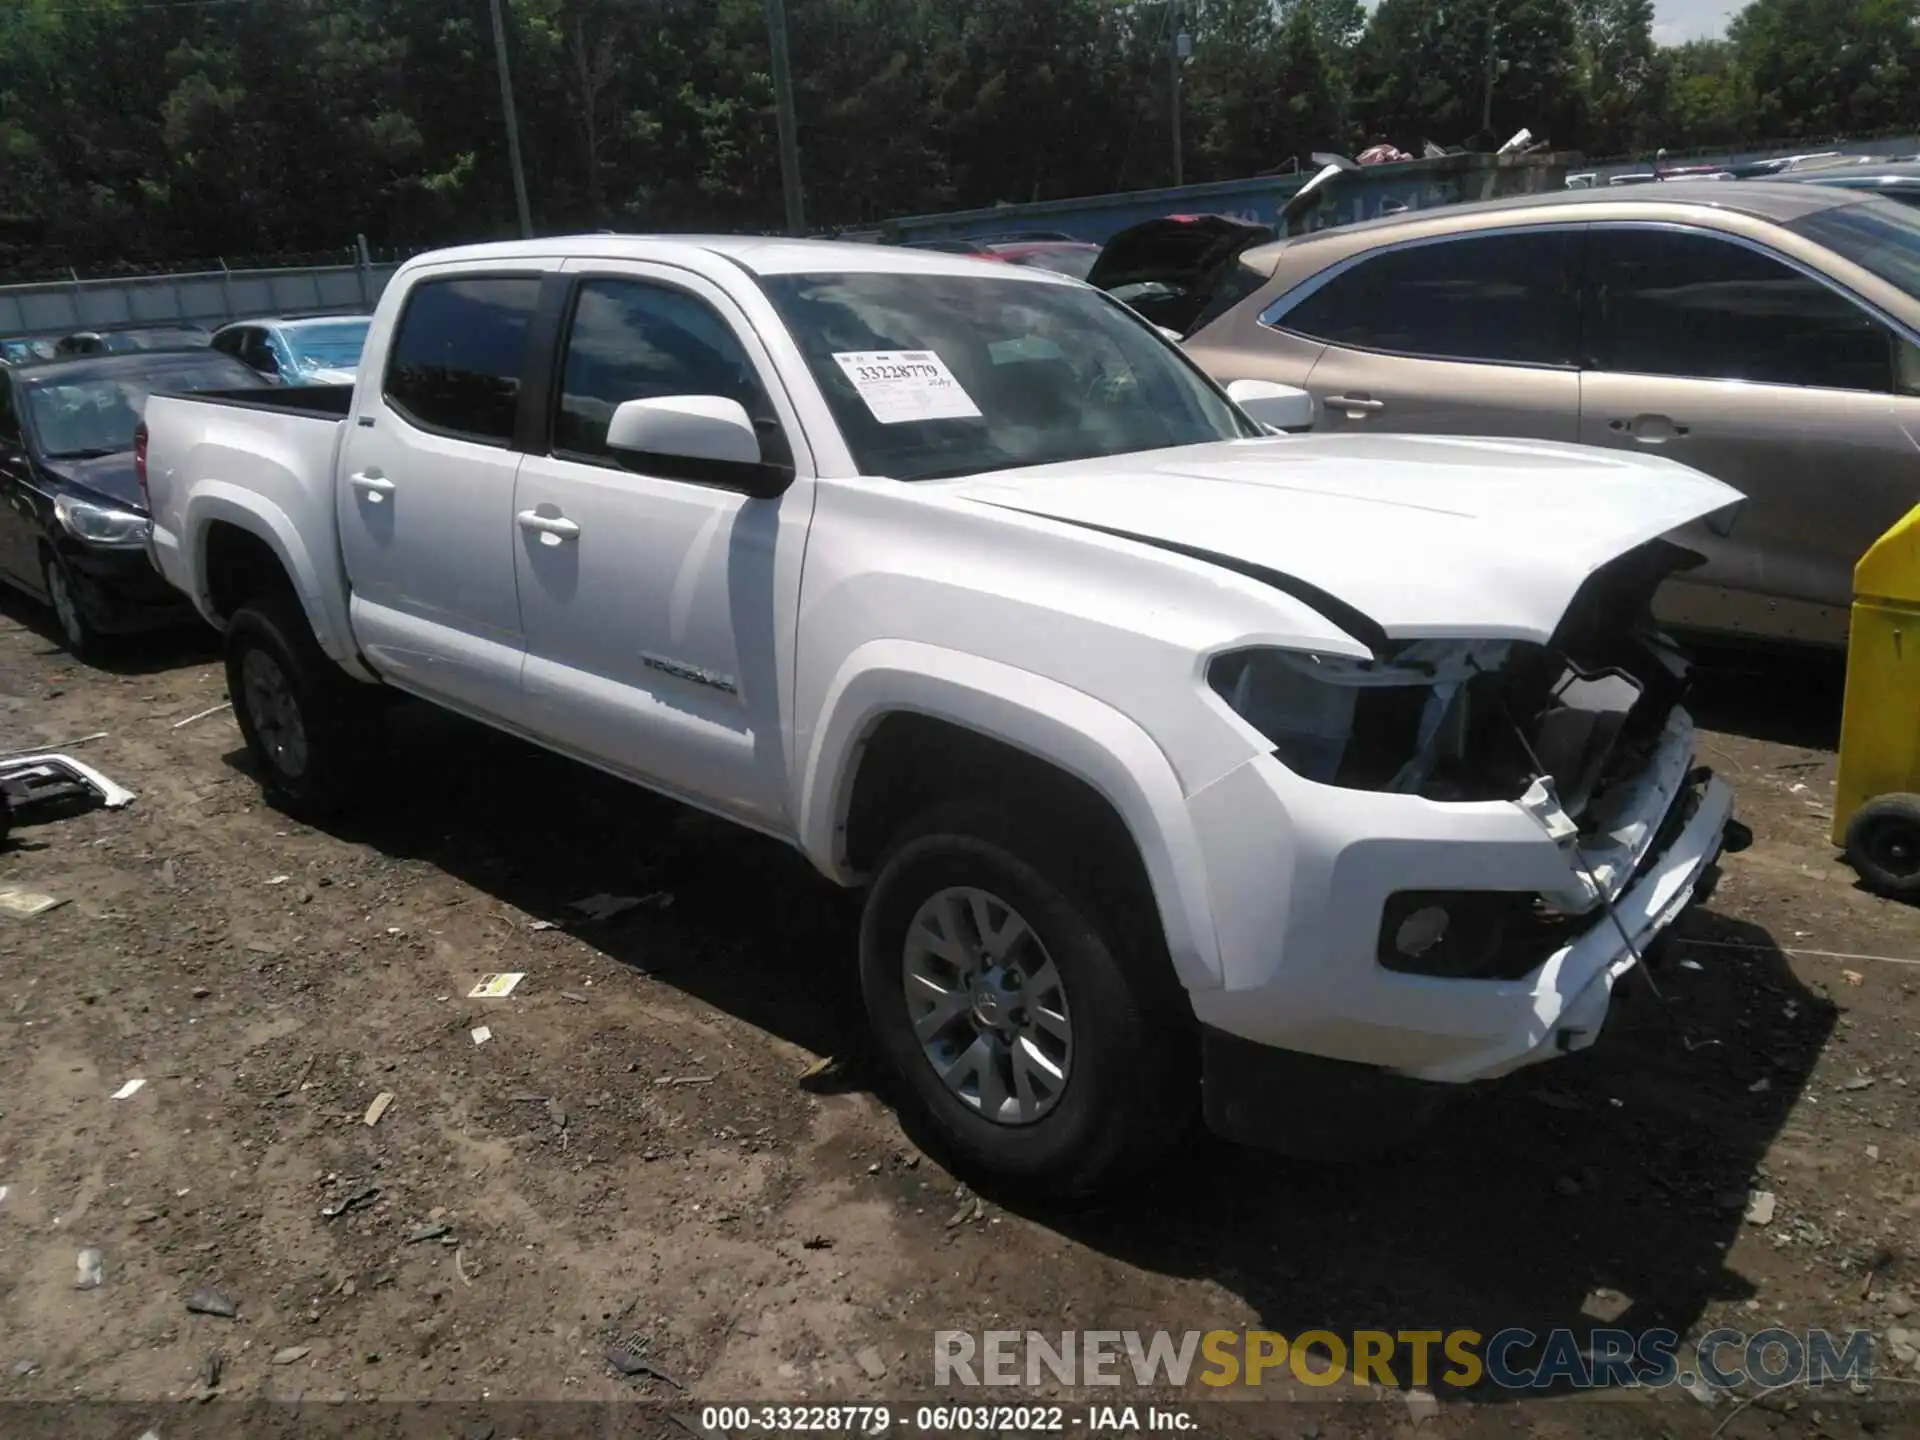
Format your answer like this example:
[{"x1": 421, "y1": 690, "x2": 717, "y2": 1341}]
[
  {"x1": 509, "y1": 261, "x2": 814, "y2": 834},
  {"x1": 1577, "y1": 224, "x2": 1920, "y2": 646},
  {"x1": 335, "y1": 265, "x2": 546, "y2": 720},
  {"x1": 1269, "y1": 227, "x2": 1584, "y2": 440}
]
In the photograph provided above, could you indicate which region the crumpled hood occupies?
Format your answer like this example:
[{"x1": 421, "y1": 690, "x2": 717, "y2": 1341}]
[
  {"x1": 940, "y1": 433, "x2": 1743, "y2": 645},
  {"x1": 38, "y1": 450, "x2": 143, "y2": 512}
]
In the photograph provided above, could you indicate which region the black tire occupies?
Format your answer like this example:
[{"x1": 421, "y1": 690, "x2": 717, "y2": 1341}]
[
  {"x1": 41, "y1": 548, "x2": 103, "y2": 659},
  {"x1": 859, "y1": 800, "x2": 1194, "y2": 1197},
  {"x1": 225, "y1": 595, "x2": 380, "y2": 818},
  {"x1": 1845, "y1": 793, "x2": 1920, "y2": 902}
]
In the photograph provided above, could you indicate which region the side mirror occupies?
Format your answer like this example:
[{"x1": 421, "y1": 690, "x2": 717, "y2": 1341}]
[
  {"x1": 605, "y1": 395, "x2": 795, "y2": 498},
  {"x1": 1226, "y1": 378, "x2": 1315, "y2": 434}
]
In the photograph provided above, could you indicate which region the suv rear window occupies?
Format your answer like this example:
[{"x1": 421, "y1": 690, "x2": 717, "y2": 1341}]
[
  {"x1": 383, "y1": 276, "x2": 541, "y2": 444},
  {"x1": 1269, "y1": 230, "x2": 1581, "y2": 366},
  {"x1": 1587, "y1": 227, "x2": 1893, "y2": 392}
]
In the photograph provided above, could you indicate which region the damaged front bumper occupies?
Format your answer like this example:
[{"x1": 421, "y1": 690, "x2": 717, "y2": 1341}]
[{"x1": 1185, "y1": 706, "x2": 1735, "y2": 1145}]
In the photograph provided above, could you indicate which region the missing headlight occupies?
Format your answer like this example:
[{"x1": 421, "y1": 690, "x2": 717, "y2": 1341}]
[{"x1": 1208, "y1": 640, "x2": 1534, "y2": 796}]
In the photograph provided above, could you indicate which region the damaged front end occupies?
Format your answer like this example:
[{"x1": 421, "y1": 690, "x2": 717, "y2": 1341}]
[{"x1": 1210, "y1": 539, "x2": 1732, "y2": 982}]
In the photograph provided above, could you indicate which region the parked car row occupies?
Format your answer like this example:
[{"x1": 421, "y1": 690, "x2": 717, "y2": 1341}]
[{"x1": 2, "y1": 313, "x2": 370, "y2": 385}]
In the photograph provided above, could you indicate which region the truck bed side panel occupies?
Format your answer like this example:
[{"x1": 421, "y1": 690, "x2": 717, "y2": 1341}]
[{"x1": 144, "y1": 393, "x2": 365, "y2": 674}]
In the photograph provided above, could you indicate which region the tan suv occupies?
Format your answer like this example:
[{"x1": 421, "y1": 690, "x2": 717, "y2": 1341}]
[{"x1": 1180, "y1": 182, "x2": 1920, "y2": 647}]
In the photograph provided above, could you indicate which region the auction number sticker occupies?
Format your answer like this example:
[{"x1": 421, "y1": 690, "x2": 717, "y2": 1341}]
[{"x1": 832, "y1": 350, "x2": 982, "y2": 425}]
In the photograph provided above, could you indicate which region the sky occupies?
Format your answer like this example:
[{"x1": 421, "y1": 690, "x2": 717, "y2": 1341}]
[{"x1": 1653, "y1": 0, "x2": 1734, "y2": 45}]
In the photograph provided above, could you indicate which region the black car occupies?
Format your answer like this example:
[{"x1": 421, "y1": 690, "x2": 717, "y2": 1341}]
[
  {"x1": 0, "y1": 349, "x2": 265, "y2": 654},
  {"x1": 55, "y1": 325, "x2": 212, "y2": 357}
]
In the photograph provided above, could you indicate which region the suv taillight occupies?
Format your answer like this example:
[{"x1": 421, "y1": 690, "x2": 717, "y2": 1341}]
[{"x1": 133, "y1": 424, "x2": 149, "y2": 505}]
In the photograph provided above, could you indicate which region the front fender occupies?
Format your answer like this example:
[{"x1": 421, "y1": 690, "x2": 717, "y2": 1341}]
[
  {"x1": 799, "y1": 639, "x2": 1223, "y2": 992},
  {"x1": 185, "y1": 484, "x2": 374, "y2": 681}
]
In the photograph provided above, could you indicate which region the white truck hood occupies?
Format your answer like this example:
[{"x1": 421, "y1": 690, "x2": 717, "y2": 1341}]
[{"x1": 941, "y1": 433, "x2": 1742, "y2": 645}]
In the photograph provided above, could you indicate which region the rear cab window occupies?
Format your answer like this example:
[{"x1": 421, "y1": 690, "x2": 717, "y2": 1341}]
[
  {"x1": 1266, "y1": 229, "x2": 1583, "y2": 367},
  {"x1": 382, "y1": 275, "x2": 542, "y2": 445}
]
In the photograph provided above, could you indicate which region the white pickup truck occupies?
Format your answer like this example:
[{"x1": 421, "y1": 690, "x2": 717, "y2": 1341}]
[{"x1": 141, "y1": 235, "x2": 1746, "y2": 1192}]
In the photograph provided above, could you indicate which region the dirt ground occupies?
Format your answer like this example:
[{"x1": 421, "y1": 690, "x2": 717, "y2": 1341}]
[{"x1": 4, "y1": 591, "x2": 1920, "y2": 1440}]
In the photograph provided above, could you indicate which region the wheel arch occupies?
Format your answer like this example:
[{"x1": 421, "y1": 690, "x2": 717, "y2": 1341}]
[
  {"x1": 187, "y1": 486, "x2": 374, "y2": 680},
  {"x1": 799, "y1": 640, "x2": 1224, "y2": 992}
]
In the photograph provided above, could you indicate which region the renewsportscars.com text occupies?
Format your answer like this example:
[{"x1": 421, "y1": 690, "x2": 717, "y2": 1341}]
[{"x1": 933, "y1": 1327, "x2": 1875, "y2": 1392}]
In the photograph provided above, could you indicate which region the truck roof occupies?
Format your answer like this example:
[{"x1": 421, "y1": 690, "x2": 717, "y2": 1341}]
[{"x1": 398, "y1": 233, "x2": 1081, "y2": 282}]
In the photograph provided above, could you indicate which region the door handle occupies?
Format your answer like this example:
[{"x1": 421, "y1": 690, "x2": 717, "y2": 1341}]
[
  {"x1": 1608, "y1": 414, "x2": 1689, "y2": 443},
  {"x1": 1324, "y1": 394, "x2": 1384, "y2": 416},
  {"x1": 517, "y1": 509, "x2": 581, "y2": 544},
  {"x1": 349, "y1": 471, "x2": 396, "y2": 500}
]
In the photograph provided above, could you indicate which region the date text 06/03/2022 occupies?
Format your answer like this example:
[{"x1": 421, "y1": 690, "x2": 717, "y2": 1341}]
[{"x1": 695, "y1": 1404, "x2": 1197, "y2": 1434}]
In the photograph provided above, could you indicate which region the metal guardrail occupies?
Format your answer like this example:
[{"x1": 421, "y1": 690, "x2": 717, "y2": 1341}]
[{"x1": 0, "y1": 259, "x2": 402, "y2": 339}]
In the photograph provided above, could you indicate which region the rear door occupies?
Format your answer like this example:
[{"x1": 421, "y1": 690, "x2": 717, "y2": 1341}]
[
  {"x1": 508, "y1": 261, "x2": 813, "y2": 832},
  {"x1": 1266, "y1": 227, "x2": 1584, "y2": 438},
  {"x1": 1577, "y1": 224, "x2": 1918, "y2": 646},
  {"x1": 335, "y1": 264, "x2": 548, "y2": 721}
]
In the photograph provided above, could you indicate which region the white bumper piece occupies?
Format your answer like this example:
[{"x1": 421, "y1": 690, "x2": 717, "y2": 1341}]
[{"x1": 1185, "y1": 708, "x2": 1733, "y2": 1084}]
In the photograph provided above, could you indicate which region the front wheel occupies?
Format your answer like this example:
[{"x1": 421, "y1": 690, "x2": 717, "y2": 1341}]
[
  {"x1": 859, "y1": 802, "x2": 1194, "y2": 1196},
  {"x1": 42, "y1": 549, "x2": 101, "y2": 658},
  {"x1": 225, "y1": 596, "x2": 380, "y2": 817}
]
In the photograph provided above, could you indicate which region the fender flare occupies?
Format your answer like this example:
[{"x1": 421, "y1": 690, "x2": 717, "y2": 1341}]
[
  {"x1": 185, "y1": 484, "x2": 376, "y2": 681},
  {"x1": 798, "y1": 639, "x2": 1224, "y2": 992}
]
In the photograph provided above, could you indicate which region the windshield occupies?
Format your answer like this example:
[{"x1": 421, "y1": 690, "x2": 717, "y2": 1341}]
[
  {"x1": 759, "y1": 271, "x2": 1254, "y2": 481},
  {"x1": 284, "y1": 319, "x2": 369, "y2": 374},
  {"x1": 23, "y1": 357, "x2": 258, "y2": 457},
  {"x1": 1789, "y1": 199, "x2": 1920, "y2": 298}
]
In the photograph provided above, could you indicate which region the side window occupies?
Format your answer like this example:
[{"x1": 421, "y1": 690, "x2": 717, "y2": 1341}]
[
  {"x1": 0, "y1": 375, "x2": 16, "y2": 443},
  {"x1": 384, "y1": 275, "x2": 541, "y2": 445},
  {"x1": 554, "y1": 278, "x2": 775, "y2": 462},
  {"x1": 1272, "y1": 230, "x2": 1581, "y2": 366},
  {"x1": 1589, "y1": 228, "x2": 1892, "y2": 392}
]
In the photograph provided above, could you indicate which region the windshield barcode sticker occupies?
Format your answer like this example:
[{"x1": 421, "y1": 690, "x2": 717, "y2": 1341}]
[{"x1": 831, "y1": 350, "x2": 983, "y2": 425}]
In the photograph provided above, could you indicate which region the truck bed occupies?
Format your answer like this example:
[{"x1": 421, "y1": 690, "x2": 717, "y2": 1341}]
[{"x1": 158, "y1": 384, "x2": 354, "y2": 420}]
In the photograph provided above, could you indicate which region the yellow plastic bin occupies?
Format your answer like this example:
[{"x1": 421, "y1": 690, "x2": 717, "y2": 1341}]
[{"x1": 1834, "y1": 503, "x2": 1920, "y2": 899}]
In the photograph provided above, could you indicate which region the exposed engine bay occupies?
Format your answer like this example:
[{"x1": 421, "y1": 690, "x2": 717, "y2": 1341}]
[
  {"x1": 1209, "y1": 540, "x2": 1721, "y2": 982},
  {"x1": 1210, "y1": 539, "x2": 1700, "y2": 830}
]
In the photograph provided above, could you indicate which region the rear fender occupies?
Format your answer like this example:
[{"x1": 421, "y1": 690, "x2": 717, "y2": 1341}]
[{"x1": 187, "y1": 483, "x2": 374, "y2": 681}]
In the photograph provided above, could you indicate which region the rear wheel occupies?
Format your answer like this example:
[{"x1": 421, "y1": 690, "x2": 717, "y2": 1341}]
[
  {"x1": 859, "y1": 801, "x2": 1193, "y2": 1196},
  {"x1": 225, "y1": 596, "x2": 380, "y2": 817},
  {"x1": 1845, "y1": 794, "x2": 1920, "y2": 902}
]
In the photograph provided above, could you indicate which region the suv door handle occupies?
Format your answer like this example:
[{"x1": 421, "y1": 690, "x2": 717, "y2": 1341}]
[
  {"x1": 349, "y1": 471, "x2": 396, "y2": 499},
  {"x1": 1324, "y1": 394, "x2": 1384, "y2": 415},
  {"x1": 1608, "y1": 414, "x2": 1690, "y2": 442},
  {"x1": 517, "y1": 510, "x2": 581, "y2": 544}
]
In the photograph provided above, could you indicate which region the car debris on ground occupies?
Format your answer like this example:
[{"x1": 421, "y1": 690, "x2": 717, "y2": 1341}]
[
  {"x1": 0, "y1": 883, "x2": 64, "y2": 917},
  {"x1": 184, "y1": 1288, "x2": 239, "y2": 1319}
]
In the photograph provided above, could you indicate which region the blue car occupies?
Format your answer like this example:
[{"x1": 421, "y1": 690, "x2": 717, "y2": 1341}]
[{"x1": 210, "y1": 314, "x2": 370, "y2": 385}]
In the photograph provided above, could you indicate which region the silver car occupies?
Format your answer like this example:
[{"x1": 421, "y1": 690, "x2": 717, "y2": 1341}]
[{"x1": 1180, "y1": 182, "x2": 1920, "y2": 647}]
